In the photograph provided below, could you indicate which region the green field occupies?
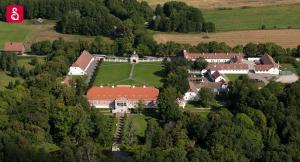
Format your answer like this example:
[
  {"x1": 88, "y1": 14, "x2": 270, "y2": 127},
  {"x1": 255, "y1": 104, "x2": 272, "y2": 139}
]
[
  {"x1": 93, "y1": 62, "x2": 164, "y2": 87},
  {"x1": 0, "y1": 21, "x2": 32, "y2": 48},
  {"x1": 203, "y1": 4, "x2": 300, "y2": 31}
]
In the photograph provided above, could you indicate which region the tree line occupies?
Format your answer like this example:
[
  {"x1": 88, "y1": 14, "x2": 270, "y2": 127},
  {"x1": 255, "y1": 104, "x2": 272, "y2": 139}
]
[{"x1": 150, "y1": 2, "x2": 215, "y2": 32}]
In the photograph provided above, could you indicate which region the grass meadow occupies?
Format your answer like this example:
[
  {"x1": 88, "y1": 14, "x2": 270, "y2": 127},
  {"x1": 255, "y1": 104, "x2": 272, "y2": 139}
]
[{"x1": 203, "y1": 4, "x2": 300, "y2": 32}]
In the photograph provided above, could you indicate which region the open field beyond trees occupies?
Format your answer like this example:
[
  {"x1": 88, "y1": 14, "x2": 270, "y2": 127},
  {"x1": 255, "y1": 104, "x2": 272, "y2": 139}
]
[
  {"x1": 203, "y1": 4, "x2": 300, "y2": 31},
  {"x1": 0, "y1": 20, "x2": 95, "y2": 50},
  {"x1": 154, "y1": 29, "x2": 300, "y2": 48},
  {"x1": 141, "y1": 0, "x2": 300, "y2": 9},
  {"x1": 93, "y1": 62, "x2": 164, "y2": 87}
]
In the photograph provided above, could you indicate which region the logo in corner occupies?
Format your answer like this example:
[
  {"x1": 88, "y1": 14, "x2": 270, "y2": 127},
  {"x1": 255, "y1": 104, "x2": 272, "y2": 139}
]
[{"x1": 6, "y1": 5, "x2": 24, "y2": 23}]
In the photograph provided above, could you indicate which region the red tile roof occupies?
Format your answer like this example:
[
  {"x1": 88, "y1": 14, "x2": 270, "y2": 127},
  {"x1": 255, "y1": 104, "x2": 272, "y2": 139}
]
[
  {"x1": 4, "y1": 42, "x2": 25, "y2": 52},
  {"x1": 212, "y1": 70, "x2": 222, "y2": 78},
  {"x1": 207, "y1": 63, "x2": 249, "y2": 70},
  {"x1": 183, "y1": 51, "x2": 243, "y2": 63},
  {"x1": 87, "y1": 86, "x2": 159, "y2": 100},
  {"x1": 255, "y1": 54, "x2": 278, "y2": 71},
  {"x1": 72, "y1": 50, "x2": 93, "y2": 71}
]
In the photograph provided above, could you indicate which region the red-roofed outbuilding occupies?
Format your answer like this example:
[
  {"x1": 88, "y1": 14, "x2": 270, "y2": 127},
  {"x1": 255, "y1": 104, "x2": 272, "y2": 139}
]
[
  {"x1": 68, "y1": 50, "x2": 94, "y2": 75},
  {"x1": 3, "y1": 42, "x2": 25, "y2": 54}
]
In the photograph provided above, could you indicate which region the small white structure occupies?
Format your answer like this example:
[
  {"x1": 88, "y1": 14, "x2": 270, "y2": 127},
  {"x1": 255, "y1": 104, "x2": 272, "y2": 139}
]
[
  {"x1": 211, "y1": 71, "x2": 226, "y2": 83},
  {"x1": 254, "y1": 54, "x2": 280, "y2": 75},
  {"x1": 68, "y1": 50, "x2": 94, "y2": 76},
  {"x1": 130, "y1": 52, "x2": 139, "y2": 64}
]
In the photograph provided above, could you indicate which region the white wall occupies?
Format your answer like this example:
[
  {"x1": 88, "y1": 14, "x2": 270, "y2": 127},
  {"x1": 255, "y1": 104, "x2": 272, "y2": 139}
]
[
  {"x1": 211, "y1": 69, "x2": 249, "y2": 74},
  {"x1": 68, "y1": 67, "x2": 85, "y2": 75},
  {"x1": 247, "y1": 57, "x2": 260, "y2": 61},
  {"x1": 183, "y1": 92, "x2": 198, "y2": 101},
  {"x1": 255, "y1": 67, "x2": 279, "y2": 75}
]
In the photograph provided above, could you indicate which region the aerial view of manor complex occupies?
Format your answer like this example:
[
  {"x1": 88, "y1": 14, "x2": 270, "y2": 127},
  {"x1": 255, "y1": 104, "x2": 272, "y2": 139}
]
[{"x1": 0, "y1": 0, "x2": 300, "y2": 161}]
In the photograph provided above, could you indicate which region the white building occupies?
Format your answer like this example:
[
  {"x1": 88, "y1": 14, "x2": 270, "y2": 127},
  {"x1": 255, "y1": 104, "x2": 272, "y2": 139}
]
[
  {"x1": 68, "y1": 50, "x2": 94, "y2": 75},
  {"x1": 254, "y1": 54, "x2": 280, "y2": 75}
]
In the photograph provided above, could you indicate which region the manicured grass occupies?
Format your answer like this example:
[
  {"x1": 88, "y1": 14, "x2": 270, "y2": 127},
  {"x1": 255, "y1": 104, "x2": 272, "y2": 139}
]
[
  {"x1": 17, "y1": 56, "x2": 45, "y2": 70},
  {"x1": 93, "y1": 62, "x2": 132, "y2": 85},
  {"x1": 134, "y1": 63, "x2": 164, "y2": 87},
  {"x1": 124, "y1": 115, "x2": 148, "y2": 137},
  {"x1": 182, "y1": 102, "x2": 211, "y2": 117},
  {"x1": 225, "y1": 74, "x2": 247, "y2": 81},
  {"x1": 203, "y1": 4, "x2": 300, "y2": 32},
  {"x1": 0, "y1": 71, "x2": 22, "y2": 91},
  {"x1": 92, "y1": 62, "x2": 164, "y2": 87},
  {"x1": 0, "y1": 21, "x2": 32, "y2": 48}
]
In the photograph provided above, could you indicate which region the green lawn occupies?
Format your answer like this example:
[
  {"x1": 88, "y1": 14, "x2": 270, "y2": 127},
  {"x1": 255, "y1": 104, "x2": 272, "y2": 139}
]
[
  {"x1": 0, "y1": 21, "x2": 32, "y2": 48},
  {"x1": 17, "y1": 56, "x2": 45, "y2": 70},
  {"x1": 225, "y1": 74, "x2": 247, "y2": 81},
  {"x1": 0, "y1": 71, "x2": 22, "y2": 91},
  {"x1": 203, "y1": 4, "x2": 300, "y2": 32},
  {"x1": 93, "y1": 62, "x2": 164, "y2": 87},
  {"x1": 182, "y1": 102, "x2": 211, "y2": 117},
  {"x1": 124, "y1": 114, "x2": 148, "y2": 137},
  {"x1": 134, "y1": 63, "x2": 164, "y2": 87}
]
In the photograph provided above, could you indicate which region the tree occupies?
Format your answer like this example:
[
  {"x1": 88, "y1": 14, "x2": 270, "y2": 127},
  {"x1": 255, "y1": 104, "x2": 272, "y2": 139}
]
[
  {"x1": 124, "y1": 120, "x2": 138, "y2": 146},
  {"x1": 198, "y1": 88, "x2": 216, "y2": 107},
  {"x1": 158, "y1": 87, "x2": 181, "y2": 122},
  {"x1": 192, "y1": 58, "x2": 208, "y2": 71}
]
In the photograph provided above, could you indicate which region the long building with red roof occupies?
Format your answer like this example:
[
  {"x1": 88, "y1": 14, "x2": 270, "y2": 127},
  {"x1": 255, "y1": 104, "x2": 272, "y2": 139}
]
[
  {"x1": 68, "y1": 50, "x2": 94, "y2": 75},
  {"x1": 87, "y1": 85, "x2": 159, "y2": 113},
  {"x1": 183, "y1": 50, "x2": 249, "y2": 74}
]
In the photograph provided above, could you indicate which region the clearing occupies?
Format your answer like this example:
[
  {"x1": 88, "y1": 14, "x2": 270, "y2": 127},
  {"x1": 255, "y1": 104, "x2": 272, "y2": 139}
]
[
  {"x1": 124, "y1": 114, "x2": 148, "y2": 138},
  {"x1": 140, "y1": 0, "x2": 300, "y2": 9},
  {"x1": 92, "y1": 62, "x2": 164, "y2": 87},
  {"x1": 154, "y1": 29, "x2": 300, "y2": 48},
  {"x1": 203, "y1": 4, "x2": 300, "y2": 32},
  {"x1": 0, "y1": 20, "x2": 96, "y2": 50}
]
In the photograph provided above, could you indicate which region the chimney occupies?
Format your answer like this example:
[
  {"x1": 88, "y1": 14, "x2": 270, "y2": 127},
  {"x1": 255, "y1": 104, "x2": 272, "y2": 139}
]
[
  {"x1": 143, "y1": 85, "x2": 146, "y2": 88},
  {"x1": 100, "y1": 85, "x2": 103, "y2": 88},
  {"x1": 132, "y1": 85, "x2": 135, "y2": 88},
  {"x1": 112, "y1": 85, "x2": 114, "y2": 88}
]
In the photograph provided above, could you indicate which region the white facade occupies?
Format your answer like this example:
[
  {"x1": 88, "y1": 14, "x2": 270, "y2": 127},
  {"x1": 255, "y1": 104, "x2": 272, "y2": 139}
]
[
  {"x1": 68, "y1": 67, "x2": 86, "y2": 75},
  {"x1": 210, "y1": 69, "x2": 249, "y2": 74},
  {"x1": 183, "y1": 92, "x2": 198, "y2": 101},
  {"x1": 255, "y1": 67, "x2": 280, "y2": 75},
  {"x1": 68, "y1": 57, "x2": 94, "y2": 76},
  {"x1": 214, "y1": 75, "x2": 226, "y2": 82}
]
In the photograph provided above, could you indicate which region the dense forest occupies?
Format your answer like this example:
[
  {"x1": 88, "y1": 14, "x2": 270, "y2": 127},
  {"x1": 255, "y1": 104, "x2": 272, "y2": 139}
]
[{"x1": 0, "y1": 0, "x2": 214, "y2": 35}]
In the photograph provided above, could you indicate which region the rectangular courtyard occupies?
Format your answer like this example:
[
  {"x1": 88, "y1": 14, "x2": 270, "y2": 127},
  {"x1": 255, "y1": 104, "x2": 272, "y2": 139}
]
[{"x1": 92, "y1": 62, "x2": 164, "y2": 88}]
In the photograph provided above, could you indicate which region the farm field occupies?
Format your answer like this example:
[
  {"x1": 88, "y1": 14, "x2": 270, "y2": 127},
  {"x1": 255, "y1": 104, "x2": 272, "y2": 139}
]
[
  {"x1": 154, "y1": 29, "x2": 300, "y2": 48},
  {"x1": 0, "y1": 20, "x2": 96, "y2": 50},
  {"x1": 203, "y1": 4, "x2": 300, "y2": 32},
  {"x1": 140, "y1": 0, "x2": 300, "y2": 9},
  {"x1": 0, "y1": 21, "x2": 32, "y2": 49},
  {"x1": 93, "y1": 62, "x2": 164, "y2": 87}
]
